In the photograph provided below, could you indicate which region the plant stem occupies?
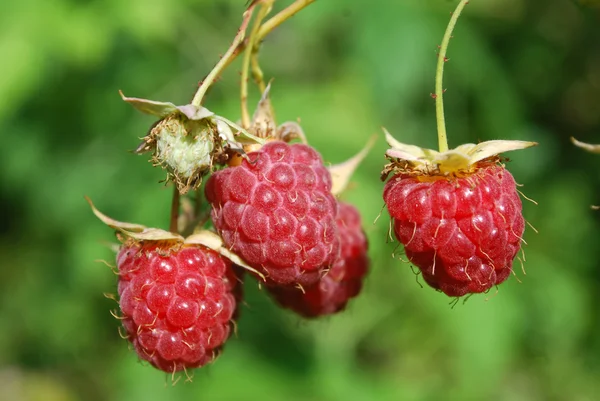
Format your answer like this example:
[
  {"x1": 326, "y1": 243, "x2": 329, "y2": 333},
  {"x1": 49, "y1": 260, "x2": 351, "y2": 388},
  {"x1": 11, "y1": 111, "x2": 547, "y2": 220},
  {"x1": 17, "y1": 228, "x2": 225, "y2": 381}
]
[
  {"x1": 435, "y1": 0, "x2": 469, "y2": 153},
  {"x1": 241, "y1": 2, "x2": 273, "y2": 128},
  {"x1": 169, "y1": 186, "x2": 180, "y2": 234},
  {"x1": 256, "y1": 0, "x2": 315, "y2": 41},
  {"x1": 248, "y1": 0, "x2": 315, "y2": 125},
  {"x1": 198, "y1": 0, "x2": 315, "y2": 101},
  {"x1": 191, "y1": 5, "x2": 257, "y2": 107},
  {"x1": 250, "y1": 14, "x2": 275, "y2": 124},
  {"x1": 191, "y1": 0, "x2": 315, "y2": 108},
  {"x1": 251, "y1": 52, "x2": 267, "y2": 94}
]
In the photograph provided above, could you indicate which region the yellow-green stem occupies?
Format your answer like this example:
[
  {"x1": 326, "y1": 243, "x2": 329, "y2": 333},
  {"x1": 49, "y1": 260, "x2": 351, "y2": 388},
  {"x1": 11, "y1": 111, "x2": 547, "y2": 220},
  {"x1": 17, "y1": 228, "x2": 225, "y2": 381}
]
[
  {"x1": 256, "y1": 0, "x2": 315, "y2": 40},
  {"x1": 241, "y1": 2, "x2": 273, "y2": 128},
  {"x1": 169, "y1": 186, "x2": 180, "y2": 234},
  {"x1": 191, "y1": 5, "x2": 256, "y2": 107},
  {"x1": 435, "y1": 0, "x2": 469, "y2": 153},
  {"x1": 251, "y1": 51, "x2": 267, "y2": 95},
  {"x1": 195, "y1": 0, "x2": 315, "y2": 103}
]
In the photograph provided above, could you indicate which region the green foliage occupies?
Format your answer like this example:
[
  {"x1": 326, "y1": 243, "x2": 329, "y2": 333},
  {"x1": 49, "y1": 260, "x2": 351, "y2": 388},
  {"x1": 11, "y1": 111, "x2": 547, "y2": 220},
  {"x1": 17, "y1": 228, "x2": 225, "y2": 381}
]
[{"x1": 1, "y1": 0, "x2": 600, "y2": 400}]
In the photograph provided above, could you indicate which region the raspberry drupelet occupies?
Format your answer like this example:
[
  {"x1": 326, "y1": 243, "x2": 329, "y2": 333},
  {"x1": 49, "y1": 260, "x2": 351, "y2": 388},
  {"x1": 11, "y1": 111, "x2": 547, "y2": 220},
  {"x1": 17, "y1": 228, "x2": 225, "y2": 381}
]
[
  {"x1": 206, "y1": 141, "x2": 340, "y2": 287},
  {"x1": 268, "y1": 201, "x2": 369, "y2": 317},
  {"x1": 384, "y1": 162, "x2": 525, "y2": 297},
  {"x1": 116, "y1": 243, "x2": 239, "y2": 373}
]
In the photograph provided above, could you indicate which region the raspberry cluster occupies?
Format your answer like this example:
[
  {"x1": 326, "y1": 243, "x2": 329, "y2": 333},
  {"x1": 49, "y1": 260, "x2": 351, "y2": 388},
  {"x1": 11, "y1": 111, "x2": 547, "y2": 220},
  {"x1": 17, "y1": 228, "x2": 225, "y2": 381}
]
[
  {"x1": 91, "y1": 0, "x2": 536, "y2": 378},
  {"x1": 99, "y1": 137, "x2": 370, "y2": 374}
]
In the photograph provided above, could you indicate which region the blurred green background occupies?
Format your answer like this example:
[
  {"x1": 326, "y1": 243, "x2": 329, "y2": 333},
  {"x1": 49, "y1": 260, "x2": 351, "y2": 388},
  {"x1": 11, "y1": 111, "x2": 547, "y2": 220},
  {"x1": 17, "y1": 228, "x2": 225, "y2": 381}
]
[{"x1": 2, "y1": 0, "x2": 600, "y2": 400}]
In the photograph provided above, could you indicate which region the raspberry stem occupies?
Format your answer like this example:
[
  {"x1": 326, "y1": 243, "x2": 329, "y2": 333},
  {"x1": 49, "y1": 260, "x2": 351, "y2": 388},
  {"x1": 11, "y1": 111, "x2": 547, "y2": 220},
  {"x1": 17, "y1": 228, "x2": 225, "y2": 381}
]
[
  {"x1": 256, "y1": 0, "x2": 316, "y2": 40},
  {"x1": 241, "y1": 0, "x2": 315, "y2": 128},
  {"x1": 250, "y1": 30, "x2": 276, "y2": 125},
  {"x1": 435, "y1": 0, "x2": 469, "y2": 153},
  {"x1": 169, "y1": 186, "x2": 180, "y2": 234},
  {"x1": 191, "y1": 5, "x2": 257, "y2": 107},
  {"x1": 191, "y1": 0, "x2": 315, "y2": 109},
  {"x1": 241, "y1": 2, "x2": 274, "y2": 128},
  {"x1": 251, "y1": 48, "x2": 267, "y2": 95}
]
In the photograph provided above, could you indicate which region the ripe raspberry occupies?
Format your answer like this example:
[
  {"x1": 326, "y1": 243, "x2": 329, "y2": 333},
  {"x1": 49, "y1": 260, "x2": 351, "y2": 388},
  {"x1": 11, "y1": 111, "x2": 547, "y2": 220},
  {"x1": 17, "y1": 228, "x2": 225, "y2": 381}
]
[
  {"x1": 116, "y1": 242, "x2": 239, "y2": 373},
  {"x1": 384, "y1": 164, "x2": 525, "y2": 297},
  {"x1": 205, "y1": 141, "x2": 340, "y2": 287},
  {"x1": 268, "y1": 202, "x2": 369, "y2": 317}
]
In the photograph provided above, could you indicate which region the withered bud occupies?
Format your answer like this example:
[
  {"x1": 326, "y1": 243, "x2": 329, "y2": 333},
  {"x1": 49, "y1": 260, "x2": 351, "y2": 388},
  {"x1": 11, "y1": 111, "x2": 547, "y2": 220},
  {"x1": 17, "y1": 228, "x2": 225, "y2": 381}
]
[
  {"x1": 120, "y1": 91, "x2": 264, "y2": 194},
  {"x1": 148, "y1": 113, "x2": 223, "y2": 194}
]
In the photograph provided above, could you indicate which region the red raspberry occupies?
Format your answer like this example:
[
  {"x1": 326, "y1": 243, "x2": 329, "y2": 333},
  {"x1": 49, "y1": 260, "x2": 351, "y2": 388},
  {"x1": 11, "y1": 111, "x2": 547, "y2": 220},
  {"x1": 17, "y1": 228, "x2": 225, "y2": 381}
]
[
  {"x1": 116, "y1": 243, "x2": 238, "y2": 373},
  {"x1": 205, "y1": 141, "x2": 340, "y2": 287},
  {"x1": 268, "y1": 202, "x2": 369, "y2": 317},
  {"x1": 384, "y1": 164, "x2": 524, "y2": 297}
]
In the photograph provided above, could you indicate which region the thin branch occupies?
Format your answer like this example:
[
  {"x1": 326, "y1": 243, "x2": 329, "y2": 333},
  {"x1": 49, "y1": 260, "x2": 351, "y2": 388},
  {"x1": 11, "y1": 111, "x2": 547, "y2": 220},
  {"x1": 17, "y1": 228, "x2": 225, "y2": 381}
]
[
  {"x1": 169, "y1": 186, "x2": 180, "y2": 234},
  {"x1": 191, "y1": 5, "x2": 257, "y2": 107}
]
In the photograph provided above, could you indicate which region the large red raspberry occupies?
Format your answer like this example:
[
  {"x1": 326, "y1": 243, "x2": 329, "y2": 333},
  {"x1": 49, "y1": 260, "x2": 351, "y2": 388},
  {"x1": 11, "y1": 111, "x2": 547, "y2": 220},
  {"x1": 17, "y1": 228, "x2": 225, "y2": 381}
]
[
  {"x1": 268, "y1": 202, "x2": 369, "y2": 317},
  {"x1": 205, "y1": 141, "x2": 340, "y2": 287},
  {"x1": 384, "y1": 164, "x2": 524, "y2": 297},
  {"x1": 116, "y1": 243, "x2": 238, "y2": 373}
]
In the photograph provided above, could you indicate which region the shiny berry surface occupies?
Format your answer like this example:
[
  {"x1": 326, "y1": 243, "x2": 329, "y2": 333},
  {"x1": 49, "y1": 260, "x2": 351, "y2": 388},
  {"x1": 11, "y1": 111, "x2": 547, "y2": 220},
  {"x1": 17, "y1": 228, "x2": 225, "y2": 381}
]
[
  {"x1": 384, "y1": 165, "x2": 524, "y2": 297},
  {"x1": 269, "y1": 202, "x2": 369, "y2": 317},
  {"x1": 206, "y1": 141, "x2": 340, "y2": 287},
  {"x1": 116, "y1": 243, "x2": 238, "y2": 372}
]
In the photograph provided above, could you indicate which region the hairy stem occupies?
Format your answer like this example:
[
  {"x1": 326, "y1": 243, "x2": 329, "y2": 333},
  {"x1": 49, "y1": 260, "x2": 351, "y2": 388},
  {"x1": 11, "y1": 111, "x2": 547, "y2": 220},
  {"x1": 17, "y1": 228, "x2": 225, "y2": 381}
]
[
  {"x1": 249, "y1": 0, "x2": 315, "y2": 124},
  {"x1": 203, "y1": 0, "x2": 316, "y2": 95},
  {"x1": 191, "y1": 5, "x2": 257, "y2": 107},
  {"x1": 251, "y1": 51, "x2": 267, "y2": 95},
  {"x1": 256, "y1": 0, "x2": 316, "y2": 41},
  {"x1": 241, "y1": 2, "x2": 273, "y2": 128},
  {"x1": 435, "y1": 0, "x2": 469, "y2": 153},
  {"x1": 169, "y1": 186, "x2": 180, "y2": 234}
]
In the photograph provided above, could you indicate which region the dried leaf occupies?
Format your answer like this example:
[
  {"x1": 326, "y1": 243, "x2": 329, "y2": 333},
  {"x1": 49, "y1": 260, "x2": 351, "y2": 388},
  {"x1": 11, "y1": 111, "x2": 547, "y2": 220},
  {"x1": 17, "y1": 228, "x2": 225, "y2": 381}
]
[
  {"x1": 123, "y1": 228, "x2": 183, "y2": 242},
  {"x1": 185, "y1": 231, "x2": 266, "y2": 281},
  {"x1": 384, "y1": 128, "x2": 439, "y2": 161},
  {"x1": 213, "y1": 115, "x2": 265, "y2": 145},
  {"x1": 466, "y1": 140, "x2": 538, "y2": 164},
  {"x1": 175, "y1": 104, "x2": 214, "y2": 121},
  {"x1": 571, "y1": 137, "x2": 600, "y2": 154},
  {"x1": 120, "y1": 91, "x2": 177, "y2": 117},
  {"x1": 384, "y1": 128, "x2": 537, "y2": 175},
  {"x1": 278, "y1": 121, "x2": 307, "y2": 144},
  {"x1": 215, "y1": 119, "x2": 237, "y2": 143},
  {"x1": 251, "y1": 82, "x2": 276, "y2": 133},
  {"x1": 86, "y1": 196, "x2": 146, "y2": 232},
  {"x1": 86, "y1": 196, "x2": 184, "y2": 242},
  {"x1": 329, "y1": 135, "x2": 376, "y2": 196}
]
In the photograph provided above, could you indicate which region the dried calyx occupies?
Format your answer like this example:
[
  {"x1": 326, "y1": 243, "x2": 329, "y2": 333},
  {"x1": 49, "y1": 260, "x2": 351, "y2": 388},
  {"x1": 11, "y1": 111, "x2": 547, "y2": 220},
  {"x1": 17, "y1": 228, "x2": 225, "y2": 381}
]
[
  {"x1": 248, "y1": 85, "x2": 307, "y2": 142},
  {"x1": 571, "y1": 137, "x2": 600, "y2": 154},
  {"x1": 86, "y1": 197, "x2": 264, "y2": 280},
  {"x1": 225, "y1": 85, "x2": 311, "y2": 167},
  {"x1": 121, "y1": 93, "x2": 265, "y2": 195},
  {"x1": 328, "y1": 136, "x2": 376, "y2": 196},
  {"x1": 240, "y1": 83, "x2": 376, "y2": 196},
  {"x1": 381, "y1": 128, "x2": 537, "y2": 180},
  {"x1": 571, "y1": 137, "x2": 600, "y2": 209},
  {"x1": 379, "y1": 0, "x2": 536, "y2": 181}
]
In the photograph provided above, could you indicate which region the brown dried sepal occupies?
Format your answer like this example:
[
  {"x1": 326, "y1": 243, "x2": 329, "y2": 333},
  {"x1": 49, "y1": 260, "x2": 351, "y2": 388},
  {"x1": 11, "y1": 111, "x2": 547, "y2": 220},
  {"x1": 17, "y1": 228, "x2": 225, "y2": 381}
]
[
  {"x1": 381, "y1": 155, "x2": 503, "y2": 182},
  {"x1": 87, "y1": 197, "x2": 262, "y2": 278},
  {"x1": 381, "y1": 128, "x2": 536, "y2": 180},
  {"x1": 329, "y1": 136, "x2": 376, "y2": 196}
]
